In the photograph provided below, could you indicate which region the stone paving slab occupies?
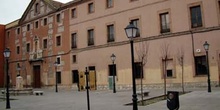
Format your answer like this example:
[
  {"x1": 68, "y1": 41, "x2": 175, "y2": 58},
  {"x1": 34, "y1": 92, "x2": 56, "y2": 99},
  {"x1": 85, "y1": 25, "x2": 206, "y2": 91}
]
[{"x1": 0, "y1": 87, "x2": 219, "y2": 110}]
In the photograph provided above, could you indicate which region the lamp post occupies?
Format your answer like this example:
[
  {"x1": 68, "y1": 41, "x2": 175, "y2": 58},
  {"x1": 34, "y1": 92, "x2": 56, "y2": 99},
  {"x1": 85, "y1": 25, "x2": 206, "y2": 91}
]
[
  {"x1": 125, "y1": 22, "x2": 138, "y2": 110},
  {"x1": 3, "y1": 48, "x2": 11, "y2": 109},
  {"x1": 54, "y1": 61, "x2": 58, "y2": 93},
  {"x1": 85, "y1": 67, "x2": 90, "y2": 110},
  {"x1": 203, "y1": 41, "x2": 211, "y2": 93},
  {"x1": 110, "y1": 53, "x2": 116, "y2": 93}
]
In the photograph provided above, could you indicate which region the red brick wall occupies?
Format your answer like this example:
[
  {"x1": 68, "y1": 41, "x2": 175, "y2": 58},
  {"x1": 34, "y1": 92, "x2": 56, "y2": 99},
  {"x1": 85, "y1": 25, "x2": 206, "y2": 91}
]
[{"x1": 0, "y1": 25, "x2": 5, "y2": 87}]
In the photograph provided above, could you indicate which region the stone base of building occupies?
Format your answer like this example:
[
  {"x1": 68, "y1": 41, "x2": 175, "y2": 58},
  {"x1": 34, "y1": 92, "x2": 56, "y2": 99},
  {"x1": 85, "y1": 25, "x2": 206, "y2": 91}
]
[
  {"x1": 39, "y1": 81, "x2": 219, "y2": 91},
  {"x1": 96, "y1": 81, "x2": 220, "y2": 91}
]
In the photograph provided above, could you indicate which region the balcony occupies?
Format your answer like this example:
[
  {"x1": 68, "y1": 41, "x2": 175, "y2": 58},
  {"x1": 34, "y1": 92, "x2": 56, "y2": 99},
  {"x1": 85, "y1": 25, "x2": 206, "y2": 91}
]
[{"x1": 29, "y1": 50, "x2": 43, "y2": 62}]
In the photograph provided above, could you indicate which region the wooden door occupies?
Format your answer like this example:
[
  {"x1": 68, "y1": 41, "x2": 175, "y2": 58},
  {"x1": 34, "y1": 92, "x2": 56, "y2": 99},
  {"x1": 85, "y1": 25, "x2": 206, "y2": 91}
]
[
  {"x1": 79, "y1": 71, "x2": 85, "y2": 91},
  {"x1": 33, "y1": 66, "x2": 41, "y2": 88},
  {"x1": 89, "y1": 71, "x2": 96, "y2": 90}
]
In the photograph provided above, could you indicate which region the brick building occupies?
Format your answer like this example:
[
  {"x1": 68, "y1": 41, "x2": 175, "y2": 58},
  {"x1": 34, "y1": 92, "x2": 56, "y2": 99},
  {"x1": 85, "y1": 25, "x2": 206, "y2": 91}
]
[
  {"x1": 4, "y1": 0, "x2": 220, "y2": 90},
  {"x1": 0, "y1": 25, "x2": 5, "y2": 87}
]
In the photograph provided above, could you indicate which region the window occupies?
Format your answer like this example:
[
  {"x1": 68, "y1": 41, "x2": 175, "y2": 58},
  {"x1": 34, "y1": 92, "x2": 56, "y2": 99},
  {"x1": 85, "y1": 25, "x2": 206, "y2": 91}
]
[
  {"x1": 35, "y1": 3, "x2": 39, "y2": 13},
  {"x1": 131, "y1": 19, "x2": 140, "y2": 37},
  {"x1": 56, "y1": 36, "x2": 61, "y2": 46},
  {"x1": 160, "y1": 12, "x2": 170, "y2": 33},
  {"x1": 26, "y1": 43, "x2": 30, "y2": 52},
  {"x1": 88, "y1": 29, "x2": 94, "y2": 46},
  {"x1": 72, "y1": 70, "x2": 79, "y2": 84},
  {"x1": 17, "y1": 28, "x2": 20, "y2": 34},
  {"x1": 56, "y1": 71, "x2": 62, "y2": 84},
  {"x1": 43, "y1": 18, "x2": 47, "y2": 26},
  {"x1": 43, "y1": 39, "x2": 47, "y2": 49},
  {"x1": 219, "y1": 1, "x2": 220, "y2": 15},
  {"x1": 167, "y1": 69, "x2": 173, "y2": 77},
  {"x1": 27, "y1": 24, "x2": 30, "y2": 31},
  {"x1": 107, "y1": 24, "x2": 114, "y2": 42},
  {"x1": 17, "y1": 63, "x2": 21, "y2": 70},
  {"x1": 7, "y1": 31, "x2": 10, "y2": 38},
  {"x1": 89, "y1": 66, "x2": 96, "y2": 71},
  {"x1": 162, "y1": 59, "x2": 174, "y2": 77},
  {"x1": 109, "y1": 64, "x2": 117, "y2": 76},
  {"x1": 190, "y1": 5, "x2": 203, "y2": 28},
  {"x1": 71, "y1": 33, "x2": 77, "y2": 48},
  {"x1": 88, "y1": 2, "x2": 94, "y2": 13},
  {"x1": 106, "y1": 0, "x2": 113, "y2": 8},
  {"x1": 134, "y1": 62, "x2": 142, "y2": 79},
  {"x1": 195, "y1": 56, "x2": 207, "y2": 75},
  {"x1": 57, "y1": 14, "x2": 61, "y2": 23},
  {"x1": 72, "y1": 55, "x2": 77, "y2": 63},
  {"x1": 56, "y1": 57, "x2": 61, "y2": 65},
  {"x1": 17, "y1": 46, "x2": 20, "y2": 54},
  {"x1": 71, "y1": 8, "x2": 77, "y2": 18},
  {"x1": 35, "y1": 21, "x2": 39, "y2": 28}
]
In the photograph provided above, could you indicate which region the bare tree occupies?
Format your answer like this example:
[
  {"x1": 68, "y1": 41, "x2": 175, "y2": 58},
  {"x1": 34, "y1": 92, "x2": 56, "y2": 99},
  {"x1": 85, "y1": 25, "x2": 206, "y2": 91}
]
[
  {"x1": 136, "y1": 41, "x2": 149, "y2": 105},
  {"x1": 177, "y1": 47, "x2": 185, "y2": 93},
  {"x1": 160, "y1": 42, "x2": 170, "y2": 98}
]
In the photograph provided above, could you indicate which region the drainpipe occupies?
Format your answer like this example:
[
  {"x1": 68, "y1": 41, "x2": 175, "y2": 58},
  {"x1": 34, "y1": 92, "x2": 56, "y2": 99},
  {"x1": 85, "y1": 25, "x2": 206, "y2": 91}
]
[
  {"x1": 190, "y1": 31, "x2": 195, "y2": 57},
  {"x1": 190, "y1": 31, "x2": 195, "y2": 78}
]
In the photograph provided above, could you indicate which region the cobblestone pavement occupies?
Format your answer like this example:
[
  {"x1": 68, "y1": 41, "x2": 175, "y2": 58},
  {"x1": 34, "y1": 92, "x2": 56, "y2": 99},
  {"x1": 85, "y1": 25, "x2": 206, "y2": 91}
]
[{"x1": 0, "y1": 87, "x2": 219, "y2": 110}]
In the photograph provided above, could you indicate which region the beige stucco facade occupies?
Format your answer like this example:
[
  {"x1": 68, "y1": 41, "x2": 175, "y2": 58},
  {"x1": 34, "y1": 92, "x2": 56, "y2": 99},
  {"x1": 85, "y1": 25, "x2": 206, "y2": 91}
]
[{"x1": 4, "y1": 0, "x2": 220, "y2": 90}]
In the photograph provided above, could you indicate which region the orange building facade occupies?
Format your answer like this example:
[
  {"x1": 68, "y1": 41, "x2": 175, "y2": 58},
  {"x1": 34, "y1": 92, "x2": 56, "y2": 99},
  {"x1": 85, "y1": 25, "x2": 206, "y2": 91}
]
[
  {"x1": 4, "y1": 0, "x2": 220, "y2": 90},
  {"x1": 0, "y1": 25, "x2": 5, "y2": 87}
]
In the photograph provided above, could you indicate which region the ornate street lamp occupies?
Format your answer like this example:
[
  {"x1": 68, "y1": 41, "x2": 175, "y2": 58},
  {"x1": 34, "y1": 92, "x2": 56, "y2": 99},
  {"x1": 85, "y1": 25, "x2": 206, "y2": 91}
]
[
  {"x1": 125, "y1": 22, "x2": 138, "y2": 110},
  {"x1": 203, "y1": 41, "x2": 211, "y2": 92},
  {"x1": 3, "y1": 48, "x2": 11, "y2": 109},
  {"x1": 54, "y1": 61, "x2": 58, "y2": 93},
  {"x1": 110, "y1": 53, "x2": 116, "y2": 93}
]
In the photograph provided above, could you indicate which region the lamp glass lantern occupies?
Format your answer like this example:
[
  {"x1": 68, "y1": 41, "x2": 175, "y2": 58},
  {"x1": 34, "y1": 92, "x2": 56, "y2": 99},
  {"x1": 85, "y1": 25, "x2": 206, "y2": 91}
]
[
  {"x1": 125, "y1": 22, "x2": 138, "y2": 39},
  {"x1": 110, "y1": 54, "x2": 116, "y2": 62},
  {"x1": 54, "y1": 61, "x2": 58, "y2": 67},
  {"x1": 3, "y1": 48, "x2": 11, "y2": 58},
  {"x1": 203, "y1": 41, "x2": 209, "y2": 51}
]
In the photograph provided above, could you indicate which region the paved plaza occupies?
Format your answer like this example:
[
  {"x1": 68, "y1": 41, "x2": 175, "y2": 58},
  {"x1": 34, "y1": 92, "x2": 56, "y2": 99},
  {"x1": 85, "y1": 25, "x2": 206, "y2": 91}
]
[{"x1": 0, "y1": 87, "x2": 220, "y2": 110}]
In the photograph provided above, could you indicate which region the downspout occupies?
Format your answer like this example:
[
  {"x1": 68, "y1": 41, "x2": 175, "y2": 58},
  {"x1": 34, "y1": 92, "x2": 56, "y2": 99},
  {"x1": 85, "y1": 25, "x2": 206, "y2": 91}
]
[
  {"x1": 190, "y1": 31, "x2": 195, "y2": 78},
  {"x1": 190, "y1": 31, "x2": 195, "y2": 57}
]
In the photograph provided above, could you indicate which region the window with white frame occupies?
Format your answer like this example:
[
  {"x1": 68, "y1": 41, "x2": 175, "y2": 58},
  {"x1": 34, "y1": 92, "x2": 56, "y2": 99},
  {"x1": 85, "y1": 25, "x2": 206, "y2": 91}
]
[{"x1": 56, "y1": 57, "x2": 61, "y2": 65}]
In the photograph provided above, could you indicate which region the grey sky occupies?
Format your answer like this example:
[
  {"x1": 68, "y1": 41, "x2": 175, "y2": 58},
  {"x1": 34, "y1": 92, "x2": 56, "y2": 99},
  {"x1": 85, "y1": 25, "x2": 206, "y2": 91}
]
[{"x1": 0, "y1": 0, "x2": 72, "y2": 25}]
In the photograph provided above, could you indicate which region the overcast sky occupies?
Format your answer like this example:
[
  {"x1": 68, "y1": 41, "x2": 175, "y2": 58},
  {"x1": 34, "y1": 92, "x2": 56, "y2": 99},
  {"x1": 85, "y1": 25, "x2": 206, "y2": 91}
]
[{"x1": 0, "y1": 0, "x2": 72, "y2": 25}]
